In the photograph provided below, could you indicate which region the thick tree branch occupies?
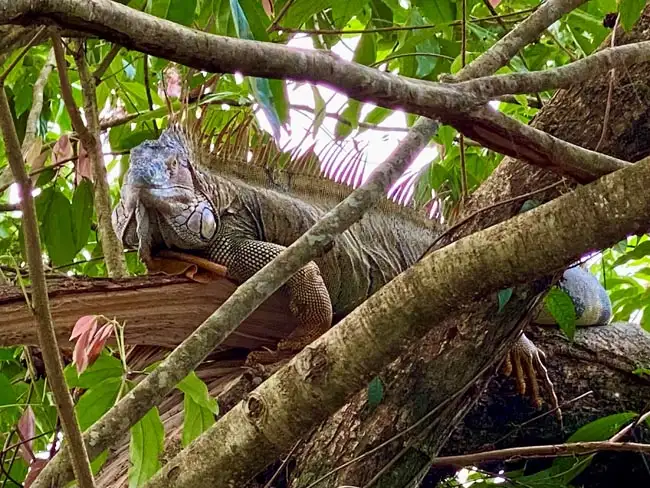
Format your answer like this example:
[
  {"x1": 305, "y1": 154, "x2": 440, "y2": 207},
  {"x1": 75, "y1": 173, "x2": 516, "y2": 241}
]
[
  {"x1": 457, "y1": 40, "x2": 650, "y2": 102},
  {"x1": 0, "y1": 80, "x2": 96, "y2": 488},
  {"x1": 143, "y1": 156, "x2": 650, "y2": 488},
  {"x1": 0, "y1": 0, "x2": 630, "y2": 184}
]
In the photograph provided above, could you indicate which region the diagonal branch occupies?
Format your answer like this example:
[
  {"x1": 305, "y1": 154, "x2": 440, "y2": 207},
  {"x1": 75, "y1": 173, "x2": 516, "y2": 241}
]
[{"x1": 0, "y1": 0, "x2": 631, "y2": 184}]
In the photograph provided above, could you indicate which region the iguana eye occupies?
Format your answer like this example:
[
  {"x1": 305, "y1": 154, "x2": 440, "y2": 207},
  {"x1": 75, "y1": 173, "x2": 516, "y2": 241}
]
[{"x1": 168, "y1": 157, "x2": 179, "y2": 173}]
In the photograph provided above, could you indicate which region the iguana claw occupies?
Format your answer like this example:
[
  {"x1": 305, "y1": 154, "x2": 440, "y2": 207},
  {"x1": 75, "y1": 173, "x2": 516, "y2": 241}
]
[{"x1": 502, "y1": 333, "x2": 562, "y2": 424}]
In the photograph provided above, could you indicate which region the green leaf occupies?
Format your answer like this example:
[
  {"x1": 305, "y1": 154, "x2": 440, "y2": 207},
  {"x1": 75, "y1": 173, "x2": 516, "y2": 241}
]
[
  {"x1": 335, "y1": 99, "x2": 361, "y2": 139},
  {"x1": 275, "y1": 0, "x2": 334, "y2": 28},
  {"x1": 0, "y1": 372, "x2": 17, "y2": 406},
  {"x1": 177, "y1": 371, "x2": 219, "y2": 415},
  {"x1": 168, "y1": 0, "x2": 198, "y2": 26},
  {"x1": 75, "y1": 377, "x2": 122, "y2": 431},
  {"x1": 367, "y1": 376, "x2": 384, "y2": 409},
  {"x1": 352, "y1": 30, "x2": 376, "y2": 67},
  {"x1": 36, "y1": 187, "x2": 77, "y2": 266},
  {"x1": 413, "y1": 0, "x2": 454, "y2": 24},
  {"x1": 77, "y1": 354, "x2": 124, "y2": 389},
  {"x1": 619, "y1": 0, "x2": 646, "y2": 31},
  {"x1": 543, "y1": 287, "x2": 577, "y2": 340},
  {"x1": 568, "y1": 411, "x2": 637, "y2": 442},
  {"x1": 72, "y1": 178, "x2": 94, "y2": 251},
  {"x1": 497, "y1": 288, "x2": 513, "y2": 313},
  {"x1": 129, "y1": 407, "x2": 165, "y2": 488},
  {"x1": 311, "y1": 85, "x2": 327, "y2": 133},
  {"x1": 612, "y1": 241, "x2": 650, "y2": 267},
  {"x1": 182, "y1": 393, "x2": 216, "y2": 446}
]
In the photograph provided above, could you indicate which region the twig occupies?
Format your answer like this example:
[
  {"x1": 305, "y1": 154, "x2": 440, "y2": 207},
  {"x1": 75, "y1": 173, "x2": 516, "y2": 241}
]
[
  {"x1": 271, "y1": 8, "x2": 539, "y2": 34},
  {"x1": 429, "y1": 440, "x2": 650, "y2": 467},
  {"x1": 143, "y1": 54, "x2": 159, "y2": 136},
  {"x1": 93, "y1": 43, "x2": 121, "y2": 82},
  {"x1": 266, "y1": 0, "x2": 297, "y2": 33},
  {"x1": 369, "y1": 52, "x2": 454, "y2": 67},
  {"x1": 418, "y1": 180, "x2": 567, "y2": 260},
  {"x1": 0, "y1": 203, "x2": 20, "y2": 212},
  {"x1": 22, "y1": 48, "x2": 55, "y2": 151},
  {"x1": 595, "y1": 14, "x2": 619, "y2": 152},
  {"x1": 459, "y1": 0, "x2": 468, "y2": 202},
  {"x1": 262, "y1": 440, "x2": 302, "y2": 488},
  {"x1": 292, "y1": 104, "x2": 409, "y2": 132},
  {"x1": 0, "y1": 75, "x2": 96, "y2": 488},
  {"x1": 0, "y1": 26, "x2": 46, "y2": 84}
]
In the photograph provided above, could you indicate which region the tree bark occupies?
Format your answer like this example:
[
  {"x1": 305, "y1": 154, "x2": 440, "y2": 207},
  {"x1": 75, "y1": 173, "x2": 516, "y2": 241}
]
[
  {"x1": 288, "y1": 10, "x2": 650, "y2": 488},
  {"x1": 0, "y1": 275, "x2": 297, "y2": 350}
]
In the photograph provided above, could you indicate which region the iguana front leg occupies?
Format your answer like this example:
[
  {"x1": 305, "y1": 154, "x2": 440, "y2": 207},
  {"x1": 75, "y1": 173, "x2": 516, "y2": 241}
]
[{"x1": 217, "y1": 238, "x2": 333, "y2": 365}]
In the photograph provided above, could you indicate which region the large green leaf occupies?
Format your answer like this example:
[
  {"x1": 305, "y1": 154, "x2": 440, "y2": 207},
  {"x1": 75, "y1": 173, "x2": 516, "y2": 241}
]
[
  {"x1": 543, "y1": 287, "x2": 577, "y2": 340},
  {"x1": 128, "y1": 407, "x2": 165, "y2": 488},
  {"x1": 36, "y1": 187, "x2": 77, "y2": 266},
  {"x1": 75, "y1": 377, "x2": 122, "y2": 431},
  {"x1": 274, "y1": 0, "x2": 334, "y2": 28},
  {"x1": 182, "y1": 394, "x2": 216, "y2": 446},
  {"x1": 177, "y1": 371, "x2": 219, "y2": 415},
  {"x1": 0, "y1": 372, "x2": 17, "y2": 406},
  {"x1": 619, "y1": 0, "x2": 646, "y2": 31}
]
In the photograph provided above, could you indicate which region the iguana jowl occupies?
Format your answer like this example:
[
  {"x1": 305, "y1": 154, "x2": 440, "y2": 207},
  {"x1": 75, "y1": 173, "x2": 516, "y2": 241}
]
[{"x1": 112, "y1": 121, "x2": 612, "y2": 402}]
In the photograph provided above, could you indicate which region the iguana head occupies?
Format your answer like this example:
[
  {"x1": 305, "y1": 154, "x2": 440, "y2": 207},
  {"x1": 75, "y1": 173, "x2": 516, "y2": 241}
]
[{"x1": 112, "y1": 127, "x2": 218, "y2": 263}]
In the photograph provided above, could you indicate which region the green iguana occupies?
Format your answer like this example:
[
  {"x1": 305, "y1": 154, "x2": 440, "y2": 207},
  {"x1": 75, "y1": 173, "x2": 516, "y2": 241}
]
[{"x1": 111, "y1": 116, "x2": 612, "y2": 406}]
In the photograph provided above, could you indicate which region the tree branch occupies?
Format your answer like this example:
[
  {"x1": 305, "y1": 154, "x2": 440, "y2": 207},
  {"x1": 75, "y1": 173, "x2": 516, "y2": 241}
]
[
  {"x1": 456, "y1": 40, "x2": 650, "y2": 102},
  {"x1": 52, "y1": 35, "x2": 127, "y2": 278},
  {"x1": 0, "y1": 76, "x2": 96, "y2": 488},
  {"x1": 0, "y1": 0, "x2": 630, "y2": 184},
  {"x1": 430, "y1": 441, "x2": 650, "y2": 468}
]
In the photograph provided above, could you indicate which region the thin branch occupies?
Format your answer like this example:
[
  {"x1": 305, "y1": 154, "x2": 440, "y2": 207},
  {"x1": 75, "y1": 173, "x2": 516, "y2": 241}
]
[
  {"x1": 595, "y1": 14, "x2": 619, "y2": 152},
  {"x1": 429, "y1": 440, "x2": 650, "y2": 468},
  {"x1": 93, "y1": 43, "x2": 121, "y2": 82},
  {"x1": 143, "y1": 54, "x2": 159, "y2": 136},
  {"x1": 0, "y1": 203, "x2": 20, "y2": 212},
  {"x1": 0, "y1": 26, "x2": 46, "y2": 84},
  {"x1": 271, "y1": 8, "x2": 539, "y2": 34},
  {"x1": 369, "y1": 52, "x2": 455, "y2": 67},
  {"x1": 52, "y1": 35, "x2": 127, "y2": 278},
  {"x1": 291, "y1": 104, "x2": 409, "y2": 132},
  {"x1": 22, "y1": 47, "x2": 55, "y2": 150},
  {"x1": 266, "y1": 0, "x2": 296, "y2": 33},
  {"x1": 0, "y1": 79, "x2": 96, "y2": 488}
]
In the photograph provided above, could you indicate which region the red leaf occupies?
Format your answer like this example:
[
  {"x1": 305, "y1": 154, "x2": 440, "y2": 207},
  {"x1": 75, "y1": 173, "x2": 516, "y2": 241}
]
[
  {"x1": 86, "y1": 323, "x2": 114, "y2": 367},
  {"x1": 75, "y1": 143, "x2": 93, "y2": 184},
  {"x1": 489, "y1": 0, "x2": 502, "y2": 5},
  {"x1": 159, "y1": 66, "x2": 182, "y2": 99},
  {"x1": 17, "y1": 406, "x2": 35, "y2": 463},
  {"x1": 24, "y1": 459, "x2": 48, "y2": 488},
  {"x1": 52, "y1": 135, "x2": 73, "y2": 165},
  {"x1": 70, "y1": 315, "x2": 98, "y2": 340}
]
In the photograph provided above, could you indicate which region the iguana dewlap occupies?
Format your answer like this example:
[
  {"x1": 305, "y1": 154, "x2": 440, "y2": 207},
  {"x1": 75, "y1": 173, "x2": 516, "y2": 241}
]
[{"x1": 112, "y1": 124, "x2": 612, "y2": 397}]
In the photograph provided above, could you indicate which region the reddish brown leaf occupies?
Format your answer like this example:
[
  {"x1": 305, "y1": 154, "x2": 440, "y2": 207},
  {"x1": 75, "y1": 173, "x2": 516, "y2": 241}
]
[
  {"x1": 489, "y1": 0, "x2": 502, "y2": 5},
  {"x1": 86, "y1": 323, "x2": 114, "y2": 366},
  {"x1": 24, "y1": 459, "x2": 48, "y2": 488},
  {"x1": 70, "y1": 315, "x2": 98, "y2": 340},
  {"x1": 17, "y1": 406, "x2": 35, "y2": 463},
  {"x1": 52, "y1": 135, "x2": 73, "y2": 165},
  {"x1": 159, "y1": 66, "x2": 182, "y2": 99},
  {"x1": 75, "y1": 143, "x2": 92, "y2": 184}
]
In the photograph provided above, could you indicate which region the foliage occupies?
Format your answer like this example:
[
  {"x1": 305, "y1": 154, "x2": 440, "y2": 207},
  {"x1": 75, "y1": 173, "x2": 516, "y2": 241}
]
[{"x1": 0, "y1": 0, "x2": 648, "y2": 486}]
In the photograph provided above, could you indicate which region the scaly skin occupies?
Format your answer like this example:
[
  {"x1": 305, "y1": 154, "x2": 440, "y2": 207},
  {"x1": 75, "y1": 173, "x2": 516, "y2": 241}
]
[{"x1": 112, "y1": 126, "x2": 612, "y2": 403}]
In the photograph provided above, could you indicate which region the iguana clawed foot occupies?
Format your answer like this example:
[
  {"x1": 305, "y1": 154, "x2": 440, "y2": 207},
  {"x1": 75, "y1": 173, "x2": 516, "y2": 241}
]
[
  {"x1": 244, "y1": 318, "x2": 332, "y2": 367},
  {"x1": 502, "y1": 333, "x2": 562, "y2": 422}
]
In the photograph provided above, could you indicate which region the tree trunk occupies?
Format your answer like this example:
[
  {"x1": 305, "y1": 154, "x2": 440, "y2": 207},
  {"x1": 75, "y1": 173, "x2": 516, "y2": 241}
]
[{"x1": 288, "y1": 11, "x2": 650, "y2": 488}]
